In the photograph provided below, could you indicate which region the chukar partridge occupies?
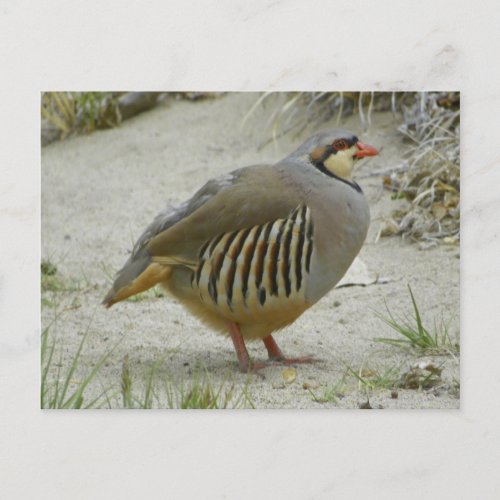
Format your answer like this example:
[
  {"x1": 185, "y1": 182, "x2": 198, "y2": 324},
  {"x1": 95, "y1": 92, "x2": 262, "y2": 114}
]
[{"x1": 103, "y1": 129, "x2": 378, "y2": 371}]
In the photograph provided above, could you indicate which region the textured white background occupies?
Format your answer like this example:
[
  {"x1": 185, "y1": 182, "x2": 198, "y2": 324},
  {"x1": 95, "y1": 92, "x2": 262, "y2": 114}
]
[{"x1": 1, "y1": 0, "x2": 499, "y2": 498}]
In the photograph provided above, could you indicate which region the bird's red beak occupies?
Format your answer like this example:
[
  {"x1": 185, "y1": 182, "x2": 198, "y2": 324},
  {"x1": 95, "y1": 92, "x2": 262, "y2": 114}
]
[{"x1": 354, "y1": 141, "x2": 379, "y2": 158}]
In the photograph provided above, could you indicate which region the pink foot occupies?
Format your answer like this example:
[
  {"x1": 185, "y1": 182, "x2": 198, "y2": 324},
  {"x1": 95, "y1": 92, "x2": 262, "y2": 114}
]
[{"x1": 262, "y1": 335, "x2": 320, "y2": 366}]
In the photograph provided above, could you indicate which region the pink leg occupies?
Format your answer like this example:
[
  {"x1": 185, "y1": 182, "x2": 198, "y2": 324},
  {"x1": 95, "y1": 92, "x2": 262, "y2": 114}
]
[
  {"x1": 263, "y1": 334, "x2": 319, "y2": 365},
  {"x1": 228, "y1": 324, "x2": 318, "y2": 372},
  {"x1": 262, "y1": 335, "x2": 285, "y2": 361},
  {"x1": 228, "y1": 322, "x2": 268, "y2": 373},
  {"x1": 228, "y1": 322, "x2": 253, "y2": 372}
]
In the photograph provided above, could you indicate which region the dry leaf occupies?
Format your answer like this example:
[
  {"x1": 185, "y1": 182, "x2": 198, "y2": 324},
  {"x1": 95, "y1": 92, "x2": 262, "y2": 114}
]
[
  {"x1": 414, "y1": 360, "x2": 443, "y2": 376},
  {"x1": 399, "y1": 360, "x2": 443, "y2": 389},
  {"x1": 282, "y1": 367, "x2": 297, "y2": 384},
  {"x1": 382, "y1": 176, "x2": 394, "y2": 189},
  {"x1": 434, "y1": 180, "x2": 457, "y2": 194},
  {"x1": 380, "y1": 220, "x2": 400, "y2": 237},
  {"x1": 431, "y1": 202, "x2": 447, "y2": 221},
  {"x1": 303, "y1": 381, "x2": 319, "y2": 390},
  {"x1": 443, "y1": 192, "x2": 459, "y2": 208}
]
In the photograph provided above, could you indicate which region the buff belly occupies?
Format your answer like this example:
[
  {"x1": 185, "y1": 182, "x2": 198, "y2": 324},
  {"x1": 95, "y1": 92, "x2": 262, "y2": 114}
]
[{"x1": 163, "y1": 205, "x2": 314, "y2": 340}]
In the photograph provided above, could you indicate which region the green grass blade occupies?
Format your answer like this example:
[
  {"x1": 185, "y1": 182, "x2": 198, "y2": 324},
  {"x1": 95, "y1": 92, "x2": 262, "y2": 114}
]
[{"x1": 57, "y1": 330, "x2": 89, "y2": 407}]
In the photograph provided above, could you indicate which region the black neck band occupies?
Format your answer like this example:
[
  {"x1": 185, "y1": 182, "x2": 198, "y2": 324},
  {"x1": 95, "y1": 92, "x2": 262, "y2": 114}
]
[{"x1": 313, "y1": 162, "x2": 362, "y2": 193}]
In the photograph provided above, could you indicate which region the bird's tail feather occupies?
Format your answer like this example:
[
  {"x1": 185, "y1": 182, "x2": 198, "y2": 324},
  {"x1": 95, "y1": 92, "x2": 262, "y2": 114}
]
[{"x1": 102, "y1": 257, "x2": 171, "y2": 308}]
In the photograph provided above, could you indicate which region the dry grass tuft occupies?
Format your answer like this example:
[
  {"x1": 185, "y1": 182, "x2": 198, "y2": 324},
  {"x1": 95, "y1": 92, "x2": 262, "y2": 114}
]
[
  {"x1": 379, "y1": 92, "x2": 460, "y2": 244},
  {"x1": 41, "y1": 92, "x2": 123, "y2": 145},
  {"x1": 243, "y1": 91, "x2": 391, "y2": 148},
  {"x1": 41, "y1": 92, "x2": 220, "y2": 146}
]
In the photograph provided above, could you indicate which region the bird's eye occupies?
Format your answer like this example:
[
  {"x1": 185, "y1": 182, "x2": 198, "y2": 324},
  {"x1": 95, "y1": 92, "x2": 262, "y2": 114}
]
[{"x1": 333, "y1": 139, "x2": 349, "y2": 150}]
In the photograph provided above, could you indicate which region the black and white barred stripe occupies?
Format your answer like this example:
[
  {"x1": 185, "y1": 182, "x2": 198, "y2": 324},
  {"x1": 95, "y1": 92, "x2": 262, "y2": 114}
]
[{"x1": 192, "y1": 205, "x2": 314, "y2": 311}]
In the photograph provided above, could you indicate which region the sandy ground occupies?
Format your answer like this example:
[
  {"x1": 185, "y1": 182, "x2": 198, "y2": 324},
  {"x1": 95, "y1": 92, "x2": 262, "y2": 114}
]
[{"x1": 41, "y1": 93, "x2": 460, "y2": 409}]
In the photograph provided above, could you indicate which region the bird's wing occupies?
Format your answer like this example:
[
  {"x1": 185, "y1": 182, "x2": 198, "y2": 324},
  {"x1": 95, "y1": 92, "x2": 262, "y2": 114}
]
[
  {"x1": 147, "y1": 164, "x2": 302, "y2": 265},
  {"x1": 103, "y1": 164, "x2": 302, "y2": 306}
]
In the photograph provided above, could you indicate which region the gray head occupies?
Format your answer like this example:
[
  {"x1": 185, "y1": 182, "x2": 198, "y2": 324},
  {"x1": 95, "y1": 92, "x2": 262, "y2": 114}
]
[{"x1": 288, "y1": 128, "x2": 379, "y2": 182}]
